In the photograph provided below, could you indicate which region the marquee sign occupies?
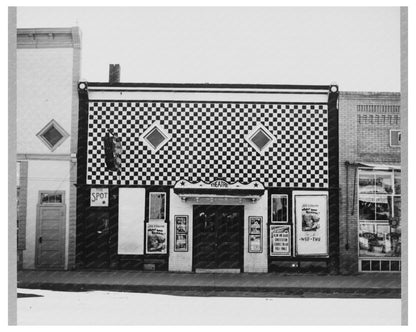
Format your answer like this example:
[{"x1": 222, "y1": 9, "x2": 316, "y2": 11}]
[
  {"x1": 174, "y1": 179, "x2": 264, "y2": 191},
  {"x1": 173, "y1": 179, "x2": 265, "y2": 201}
]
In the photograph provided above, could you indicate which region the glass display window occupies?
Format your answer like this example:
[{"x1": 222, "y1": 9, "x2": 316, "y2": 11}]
[{"x1": 358, "y1": 169, "x2": 401, "y2": 258}]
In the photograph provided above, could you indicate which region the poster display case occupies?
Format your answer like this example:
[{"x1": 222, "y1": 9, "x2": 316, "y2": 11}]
[
  {"x1": 248, "y1": 216, "x2": 262, "y2": 253},
  {"x1": 174, "y1": 215, "x2": 189, "y2": 252},
  {"x1": 270, "y1": 225, "x2": 291, "y2": 256},
  {"x1": 294, "y1": 194, "x2": 328, "y2": 256},
  {"x1": 146, "y1": 222, "x2": 167, "y2": 254}
]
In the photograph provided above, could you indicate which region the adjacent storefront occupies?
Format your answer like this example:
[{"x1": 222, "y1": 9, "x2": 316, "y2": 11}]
[
  {"x1": 357, "y1": 166, "x2": 401, "y2": 272},
  {"x1": 75, "y1": 82, "x2": 339, "y2": 273}
]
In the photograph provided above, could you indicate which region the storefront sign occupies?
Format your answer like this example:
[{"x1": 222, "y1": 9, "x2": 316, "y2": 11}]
[
  {"x1": 295, "y1": 195, "x2": 328, "y2": 256},
  {"x1": 174, "y1": 215, "x2": 189, "y2": 252},
  {"x1": 90, "y1": 188, "x2": 109, "y2": 207},
  {"x1": 146, "y1": 223, "x2": 167, "y2": 254},
  {"x1": 248, "y1": 216, "x2": 262, "y2": 253},
  {"x1": 270, "y1": 225, "x2": 291, "y2": 256},
  {"x1": 210, "y1": 180, "x2": 229, "y2": 188}
]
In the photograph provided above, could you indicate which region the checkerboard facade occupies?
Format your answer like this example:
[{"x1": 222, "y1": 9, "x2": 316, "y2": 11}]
[{"x1": 86, "y1": 101, "x2": 329, "y2": 188}]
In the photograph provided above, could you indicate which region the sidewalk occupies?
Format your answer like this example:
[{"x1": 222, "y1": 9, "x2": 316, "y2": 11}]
[{"x1": 17, "y1": 270, "x2": 401, "y2": 298}]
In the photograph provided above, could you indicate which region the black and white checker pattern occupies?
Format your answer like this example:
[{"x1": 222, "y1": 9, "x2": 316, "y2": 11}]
[{"x1": 86, "y1": 101, "x2": 329, "y2": 188}]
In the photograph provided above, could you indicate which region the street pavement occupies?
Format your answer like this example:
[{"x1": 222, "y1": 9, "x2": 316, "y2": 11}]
[
  {"x1": 17, "y1": 288, "x2": 401, "y2": 325},
  {"x1": 17, "y1": 270, "x2": 401, "y2": 298}
]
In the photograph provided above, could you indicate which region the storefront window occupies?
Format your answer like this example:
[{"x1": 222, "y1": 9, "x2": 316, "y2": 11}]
[{"x1": 358, "y1": 169, "x2": 401, "y2": 258}]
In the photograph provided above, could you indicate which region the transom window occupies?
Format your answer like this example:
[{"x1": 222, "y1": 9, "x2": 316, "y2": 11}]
[
  {"x1": 36, "y1": 120, "x2": 69, "y2": 152},
  {"x1": 40, "y1": 192, "x2": 63, "y2": 204},
  {"x1": 245, "y1": 124, "x2": 276, "y2": 155},
  {"x1": 139, "y1": 122, "x2": 171, "y2": 153}
]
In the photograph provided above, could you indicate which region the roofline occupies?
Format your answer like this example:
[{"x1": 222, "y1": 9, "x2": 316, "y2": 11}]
[
  {"x1": 17, "y1": 27, "x2": 81, "y2": 49},
  {"x1": 340, "y1": 91, "x2": 400, "y2": 98},
  {"x1": 86, "y1": 82, "x2": 332, "y2": 91},
  {"x1": 17, "y1": 27, "x2": 77, "y2": 34}
]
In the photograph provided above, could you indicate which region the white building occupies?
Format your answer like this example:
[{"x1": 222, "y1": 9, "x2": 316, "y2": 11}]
[{"x1": 16, "y1": 27, "x2": 81, "y2": 269}]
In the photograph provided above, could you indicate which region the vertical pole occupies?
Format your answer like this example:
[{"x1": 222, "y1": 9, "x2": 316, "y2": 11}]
[{"x1": 328, "y1": 85, "x2": 340, "y2": 274}]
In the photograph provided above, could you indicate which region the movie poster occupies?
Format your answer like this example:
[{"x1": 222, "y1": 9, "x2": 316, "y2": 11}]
[
  {"x1": 295, "y1": 195, "x2": 328, "y2": 255},
  {"x1": 270, "y1": 225, "x2": 291, "y2": 256},
  {"x1": 249, "y1": 235, "x2": 262, "y2": 252},
  {"x1": 146, "y1": 223, "x2": 167, "y2": 254},
  {"x1": 248, "y1": 216, "x2": 262, "y2": 253},
  {"x1": 174, "y1": 215, "x2": 189, "y2": 252}
]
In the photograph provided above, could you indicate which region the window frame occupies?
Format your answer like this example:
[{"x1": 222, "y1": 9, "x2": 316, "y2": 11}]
[
  {"x1": 36, "y1": 119, "x2": 69, "y2": 152},
  {"x1": 139, "y1": 121, "x2": 172, "y2": 153},
  {"x1": 270, "y1": 194, "x2": 289, "y2": 223},
  {"x1": 389, "y1": 129, "x2": 401, "y2": 147},
  {"x1": 148, "y1": 192, "x2": 167, "y2": 222},
  {"x1": 38, "y1": 190, "x2": 65, "y2": 206},
  {"x1": 244, "y1": 124, "x2": 276, "y2": 155},
  {"x1": 357, "y1": 168, "x2": 401, "y2": 260}
]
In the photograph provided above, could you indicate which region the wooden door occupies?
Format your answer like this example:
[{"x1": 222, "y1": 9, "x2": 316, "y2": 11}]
[{"x1": 36, "y1": 199, "x2": 65, "y2": 269}]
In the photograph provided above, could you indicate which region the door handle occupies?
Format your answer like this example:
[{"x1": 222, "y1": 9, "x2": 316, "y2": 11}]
[{"x1": 38, "y1": 237, "x2": 42, "y2": 244}]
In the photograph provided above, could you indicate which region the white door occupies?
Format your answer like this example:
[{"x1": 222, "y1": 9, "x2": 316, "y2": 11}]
[{"x1": 36, "y1": 191, "x2": 66, "y2": 269}]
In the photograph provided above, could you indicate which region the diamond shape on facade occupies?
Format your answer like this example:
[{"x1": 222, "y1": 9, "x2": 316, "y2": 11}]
[
  {"x1": 245, "y1": 124, "x2": 276, "y2": 155},
  {"x1": 36, "y1": 119, "x2": 69, "y2": 152},
  {"x1": 139, "y1": 122, "x2": 171, "y2": 153}
]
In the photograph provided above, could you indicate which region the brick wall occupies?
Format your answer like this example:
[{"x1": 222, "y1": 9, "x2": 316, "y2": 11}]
[{"x1": 338, "y1": 91, "x2": 400, "y2": 274}]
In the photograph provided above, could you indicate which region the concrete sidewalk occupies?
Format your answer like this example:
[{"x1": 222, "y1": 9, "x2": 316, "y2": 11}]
[{"x1": 17, "y1": 270, "x2": 401, "y2": 298}]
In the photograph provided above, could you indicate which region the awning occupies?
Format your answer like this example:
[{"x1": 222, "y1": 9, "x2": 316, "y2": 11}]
[{"x1": 345, "y1": 161, "x2": 401, "y2": 171}]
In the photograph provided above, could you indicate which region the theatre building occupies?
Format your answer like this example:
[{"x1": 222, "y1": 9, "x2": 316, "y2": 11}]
[{"x1": 75, "y1": 77, "x2": 339, "y2": 273}]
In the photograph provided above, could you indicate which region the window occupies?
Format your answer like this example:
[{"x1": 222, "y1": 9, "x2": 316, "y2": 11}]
[
  {"x1": 149, "y1": 192, "x2": 166, "y2": 221},
  {"x1": 358, "y1": 169, "x2": 401, "y2": 260},
  {"x1": 139, "y1": 122, "x2": 171, "y2": 153},
  {"x1": 36, "y1": 120, "x2": 69, "y2": 151},
  {"x1": 245, "y1": 124, "x2": 276, "y2": 155},
  {"x1": 40, "y1": 192, "x2": 63, "y2": 204},
  {"x1": 390, "y1": 130, "x2": 401, "y2": 147},
  {"x1": 271, "y1": 195, "x2": 288, "y2": 223}
]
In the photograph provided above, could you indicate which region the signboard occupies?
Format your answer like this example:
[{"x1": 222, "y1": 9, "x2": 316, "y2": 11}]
[
  {"x1": 270, "y1": 225, "x2": 291, "y2": 256},
  {"x1": 210, "y1": 180, "x2": 229, "y2": 188},
  {"x1": 248, "y1": 216, "x2": 262, "y2": 253},
  {"x1": 146, "y1": 223, "x2": 167, "y2": 254},
  {"x1": 90, "y1": 188, "x2": 109, "y2": 207},
  {"x1": 295, "y1": 195, "x2": 328, "y2": 256},
  {"x1": 174, "y1": 215, "x2": 189, "y2": 252}
]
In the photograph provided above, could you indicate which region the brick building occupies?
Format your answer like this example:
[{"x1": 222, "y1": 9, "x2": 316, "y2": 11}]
[
  {"x1": 338, "y1": 92, "x2": 401, "y2": 274},
  {"x1": 16, "y1": 27, "x2": 81, "y2": 269}
]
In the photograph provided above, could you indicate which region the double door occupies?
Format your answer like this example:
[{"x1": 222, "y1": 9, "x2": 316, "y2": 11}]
[{"x1": 193, "y1": 205, "x2": 243, "y2": 270}]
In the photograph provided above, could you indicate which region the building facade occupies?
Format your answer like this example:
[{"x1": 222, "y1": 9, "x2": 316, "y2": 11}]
[
  {"x1": 338, "y1": 92, "x2": 401, "y2": 274},
  {"x1": 75, "y1": 82, "x2": 339, "y2": 273},
  {"x1": 16, "y1": 28, "x2": 81, "y2": 269}
]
